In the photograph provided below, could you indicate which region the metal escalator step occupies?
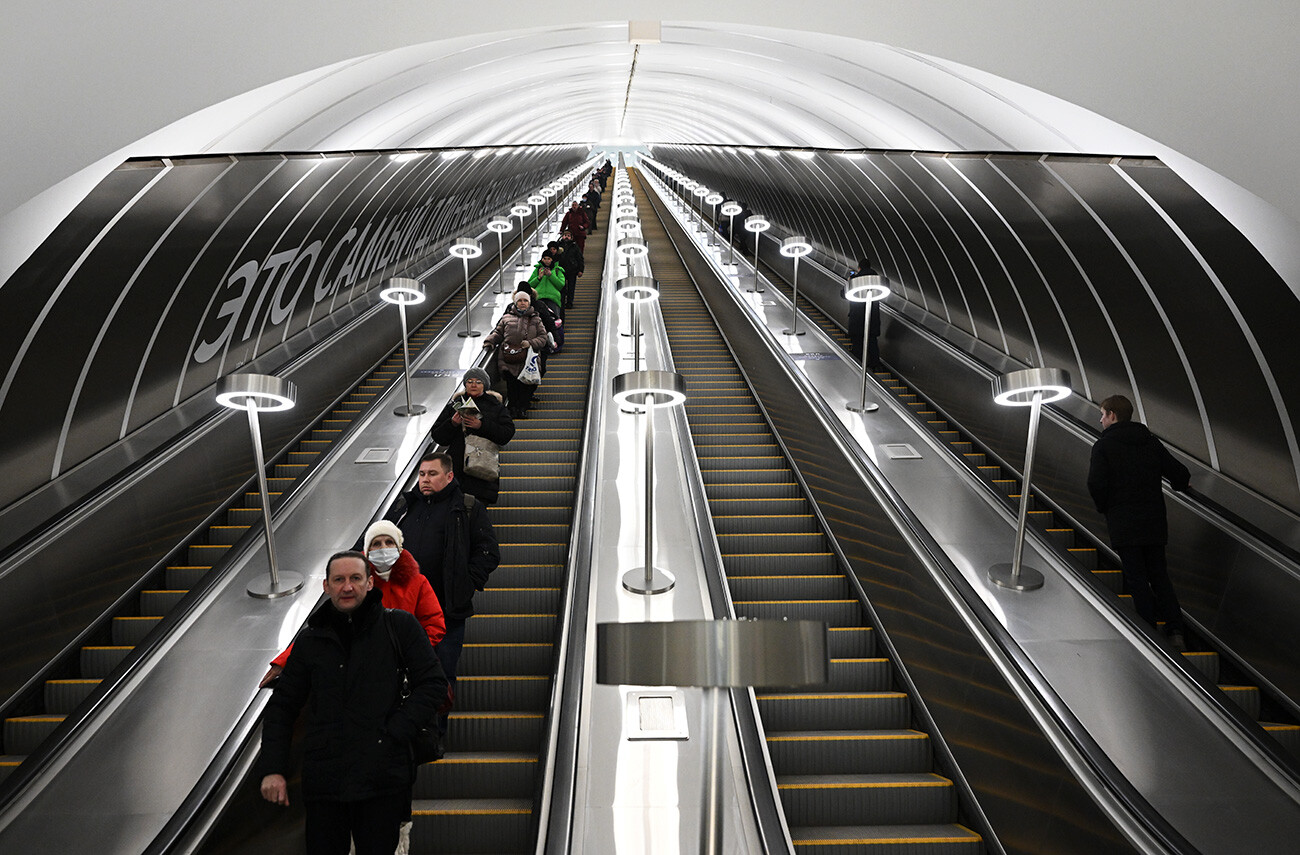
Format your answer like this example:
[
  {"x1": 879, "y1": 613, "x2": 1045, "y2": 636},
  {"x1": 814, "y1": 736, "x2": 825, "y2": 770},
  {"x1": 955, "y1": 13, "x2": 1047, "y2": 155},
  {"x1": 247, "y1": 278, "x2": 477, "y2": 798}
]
[
  {"x1": 489, "y1": 565, "x2": 564, "y2": 588},
  {"x1": 139, "y1": 589, "x2": 187, "y2": 614},
  {"x1": 502, "y1": 429, "x2": 582, "y2": 442},
  {"x1": 687, "y1": 405, "x2": 764, "y2": 417},
  {"x1": 494, "y1": 461, "x2": 575, "y2": 477},
  {"x1": 0, "y1": 757, "x2": 19, "y2": 784},
  {"x1": 226, "y1": 507, "x2": 263, "y2": 524},
  {"x1": 779, "y1": 772, "x2": 957, "y2": 827},
  {"x1": 767, "y1": 731, "x2": 933, "y2": 776},
  {"x1": 828, "y1": 627, "x2": 877, "y2": 658},
  {"x1": 734, "y1": 600, "x2": 862, "y2": 627},
  {"x1": 724, "y1": 553, "x2": 840, "y2": 574},
  {"x1": 44, "y1": 679, "x2": 100, "y2": 713},
  {"x1": 1219, "y1": 684, "x2": 1262, "y2": 719},
  {"x1": 713, "y1": 514, "x2": 821, "y2": 535},
  {"x1": 718, "y1": 532, "x2": 831, "y2": 552},
  {"x1": 4, "y1": 715, "x2": 65, "y2": 754},
  {"x1": 1181, "y1": 651, "x2": 1220, "y2": 682},
  {"x1": 492, "y1": 523, "x2": 571, "y2": 542},
  {"x1": 497, "y1": 542, "x2": 568, "y2": 564},
  {"x1": 728, "y1": 575, "x2": 852, "y2": 600},
  {"x1": 414, "y1": 753, "x2": 538, "y2": 799},
  {"x1": 474, "y1": 587, "x2": 561, "y2": 615},
  {"x1": 494, "y1": 486, "x2": 578, "y2": 506},
  {"x1": 455, "y1": 676, "x2": 550, "y2": 711},
  {"x1": 708, "y1": 498, "x2": 809, "y2": 515},
  {"x1": 1092, "y1": 568, "x2": 1123, "y2": 593},
  {"x1": 500, "y1": 449, "x2": 577, "y2": 464},
  {"x1": 165, "y1": 565, "x2": 209, "y2": 589},
  {"x1": 1263, "y1": 724, "x2": 1300, "y2": 759},
  {"x1": 496, "y1": 477, "x2": 577, "y2": 495},
  {"x1": 789, "y1": 822, "x2": 982, "y2": 852},
  {"x1": 445, "y1": 712, "x2": 545, "y2": 752},
  {"x1": 708, "y1": 482, "x2": 802, "y2": 500},
  {"x1": 757, "y1": 692, "x2": 911, "y2": 731},
  {"x1": 1068, "y1": 547, "x2": 1098, "y2": 570},
  {"x1": 826, "y1": 657, "x2": 891, "y2": 691},
  {"x1": 81, "y1": 645, "x2": 132, "y2": 678},
  {"x1": 705, "y1": 468, "x2": 802, "y2": 485},
  {"x1": 112, "y1": 615, "x2": 160, "y2": 645},
  {"x1": 410, "y1": 799, "x2": 531, "y2": 854},
  {"x1": 465, "y1": 614, "x2": 556, "y2": 644},
  {"x1": 459, "y1": 643, "x2": 554, "y2": 675},
  {"x1": 689, "y1": 422, "x2": 770, "y2": 435},
  {"x1": 488, "y1": 506, "x2": 571, "y2": 525},
  {"x1": 188, "y1": 543, "x2": 229, "y2": 564}
]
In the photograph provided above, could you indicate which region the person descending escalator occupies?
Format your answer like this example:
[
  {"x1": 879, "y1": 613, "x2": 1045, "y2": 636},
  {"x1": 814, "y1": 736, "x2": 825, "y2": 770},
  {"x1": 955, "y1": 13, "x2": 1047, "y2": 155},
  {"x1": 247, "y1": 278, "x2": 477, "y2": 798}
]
[{"x1": 482, "y1": 290, "x2": 548, "y2": 419}]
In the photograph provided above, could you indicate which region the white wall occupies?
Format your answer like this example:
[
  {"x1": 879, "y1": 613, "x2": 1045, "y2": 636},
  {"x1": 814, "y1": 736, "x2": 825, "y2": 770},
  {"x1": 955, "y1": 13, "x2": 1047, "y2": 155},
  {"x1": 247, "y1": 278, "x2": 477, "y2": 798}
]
[{"x1": 3, "y1": 1, "x2": 1298, "y2": 223}]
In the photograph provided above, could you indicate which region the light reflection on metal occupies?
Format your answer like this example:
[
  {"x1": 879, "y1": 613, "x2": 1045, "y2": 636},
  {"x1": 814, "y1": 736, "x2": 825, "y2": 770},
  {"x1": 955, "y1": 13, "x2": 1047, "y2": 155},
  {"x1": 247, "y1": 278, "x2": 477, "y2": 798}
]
[
  {"x1": 448, "y1": 238, "x2": 483, "y2": 339},
  {"x1": 845, "y1": 274, "x2": 891, "y2": 414},
  {"x1": 744, "y1": 215, "x2": 770, "y2": 292},
  {"x1": 780, "y1": 235, "x2": 812, "y2": 336},
  {"x1": 380, "y1": 277, "x2": 427, "y2": 417}
]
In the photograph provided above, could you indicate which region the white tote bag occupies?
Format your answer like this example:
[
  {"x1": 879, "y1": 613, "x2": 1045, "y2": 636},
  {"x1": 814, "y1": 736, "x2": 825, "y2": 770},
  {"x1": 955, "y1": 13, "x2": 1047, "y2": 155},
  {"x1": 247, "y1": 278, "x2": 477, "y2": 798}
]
[{"x1": 518, "y1": 346, "x2": 542, "y2": 385}]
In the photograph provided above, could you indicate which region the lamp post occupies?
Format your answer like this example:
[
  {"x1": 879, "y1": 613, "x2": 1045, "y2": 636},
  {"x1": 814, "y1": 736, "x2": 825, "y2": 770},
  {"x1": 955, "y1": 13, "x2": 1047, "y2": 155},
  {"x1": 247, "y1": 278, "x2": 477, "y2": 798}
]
[
  {"x1": 487, "y1": 217, "x2": 512, "y2": 294},
  {"x1": 618, "y1": 235, "x2": 648, "y2": 281},
  {"x1": 704, "y1": 193, "x2": 724, "y2": 247},
  {"x1": 510, "y1": 204, "x2": 532, "y2": 281},
  {"x1": 683, "y1": 180, "x2": 698, "y2": 221},
  {"x1": 380, "y1": 278, "x2": 428, "y2": 416},
  {"x1": 527, "y1": 194, "x2": 546, "y2": 255},
  {"x1": 720, "y1": 201, "x2": 743, "y2": 266},
  {"x1": 616, "y1": 276, "x2": 659, "y2": 369},
  {"x1": 692, "y1": 186, "x2": 709, "y2": 232},
  {"x1": 612, "y1": 369, "x2": 688, "y2": 595},
  {"x1": 744, "y1": 215, "x2": 770, "y2": 293},
  {"x1": 216, "y1": 373, "x2": 304, "y2": 599},
  {"x1": 988, "y1": 367, "x2": 1073, "y2": 591},
  {"x1": 845, "y1": 274, "x2": 891, "y2": 414},
  {"x1": 780, "y1": 236, "x2": 813, "y2": 336},
  {"x1": 539, "y1": 185, "x2": 556, "y2": 230},
  {"x1": 448, "y1": 237, "x2": 483, "y2": 338}
]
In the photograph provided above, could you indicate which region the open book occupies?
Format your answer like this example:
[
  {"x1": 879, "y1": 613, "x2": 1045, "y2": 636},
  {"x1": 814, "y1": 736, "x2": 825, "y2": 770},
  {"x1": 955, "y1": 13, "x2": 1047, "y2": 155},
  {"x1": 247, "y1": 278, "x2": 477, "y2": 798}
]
[{"x1": 453, "y1": 396, "x2": 481, "y2": 419}]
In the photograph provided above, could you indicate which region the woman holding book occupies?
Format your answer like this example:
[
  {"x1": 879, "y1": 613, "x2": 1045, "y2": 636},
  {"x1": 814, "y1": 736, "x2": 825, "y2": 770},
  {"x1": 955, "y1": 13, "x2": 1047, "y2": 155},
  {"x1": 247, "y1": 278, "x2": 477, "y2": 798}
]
[{"x1": 430, "y1": 367, "x2": 515, "y2": 504}]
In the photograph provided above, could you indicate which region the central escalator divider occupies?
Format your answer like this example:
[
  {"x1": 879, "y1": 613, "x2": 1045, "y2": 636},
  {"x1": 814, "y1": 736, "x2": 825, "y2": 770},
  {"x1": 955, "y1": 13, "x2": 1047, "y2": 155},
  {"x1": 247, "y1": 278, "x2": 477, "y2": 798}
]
[
  {"x1": 409, "y1": 197, "x2": 606, "y2": 854},
  {"x1": 628, "y1": 168, "x2": 983, "y2": 854}
]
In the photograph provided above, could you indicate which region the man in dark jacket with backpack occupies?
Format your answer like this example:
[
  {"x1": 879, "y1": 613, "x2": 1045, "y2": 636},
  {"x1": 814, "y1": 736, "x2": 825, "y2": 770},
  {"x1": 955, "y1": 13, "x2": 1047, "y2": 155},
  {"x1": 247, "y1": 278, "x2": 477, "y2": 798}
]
[
  {"x1": 1087, "y1": 394, "x2": 1191, "y2": 648},
  {"x1": 258, "y1": 550, "x2": 446, "y2": 854},
  {"x1": 385, "y1": 451, "x2": 499, "y2": 736}
]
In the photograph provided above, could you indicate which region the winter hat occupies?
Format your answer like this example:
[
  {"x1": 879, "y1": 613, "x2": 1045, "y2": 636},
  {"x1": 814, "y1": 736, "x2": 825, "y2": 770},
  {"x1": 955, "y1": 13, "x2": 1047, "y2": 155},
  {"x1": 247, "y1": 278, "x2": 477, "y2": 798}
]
[
  {"x1": 512, "y1": 290, "x2": 532, "y2": 304},
  {"x1": 463, "y1": 367, "x2": 491, "y2": 387},
  {"x1": 364, "y1": 519, "x2": 404, "y2": 551}
]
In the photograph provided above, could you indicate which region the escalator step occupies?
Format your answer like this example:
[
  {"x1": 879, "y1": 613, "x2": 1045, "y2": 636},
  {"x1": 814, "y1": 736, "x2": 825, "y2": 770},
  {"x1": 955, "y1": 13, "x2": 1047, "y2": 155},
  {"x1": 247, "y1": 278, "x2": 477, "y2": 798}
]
[
  {"x1": 789, "y1": 822, "x2": 982, "y2": 853},
  {"x1": 1181, "y1": 651, "x2": 1220, "y2": 682},
  {"x1": 1263, "y1": 724, "x2": 1300, "y2": 759},
  {"x1": 44, "y1": 679, "x2": 100, "y2": 713},
  {"x1": 491, "y1": 523, "x2": 571, "y2": 542},
  {"x1": 709, "y1": 498, "x2": 810, "y2": 516},
  {"x1": 490, "y1": 565, "x2": 564, "y2": 588},
  {"x1": 465, "y1": 614, "x2": 556, "y2": 644},
  {"x1": 139, "y1": 589, "x2": 186, "y2": 614},
  {"x1": 455, "y1": 676, "x2": 551, "y2": 711},
  {"x1": 474, "y1": 587, "x2": 561, "y2": 614},
  {"x1": 713, "y1": 514, "x2": 821, "y2": 535},
  {"x1": 728, "y1": 575, "x2": 852, "y2": 600},
  {"x1": 112, "y1": 615, "x2": 160, "y2": 645},
  {"x1": 708, "y1": 483, "x2": 802, "y2": 500},
  {"x1": 488, "y1": 506, "x2": 572, "y2": 525},
  {"x1": 445, "y1": 712, "x2": 544, "y2": 753},
  {"x1": 410, "y1": 799, "x2": 531, "y2": 854},
  {"x1": 757, "y1": 693, "x2": 911, "y2": 731},
  {"x1": 779, "y1": 772, "x2": 957, "y2": 826},
  {"x1": 3, "y1": 716, "x2": 64, "y2": 754},
  {"x1": 734, "y1": 600, "x2": 863, "y2": 626},
  {"x1": 724, "y1": 553, "x2": 839, "y2": 574},
  {"x1": 81, "y1": 645, "x2": 132, "y2": 678},
  {"x1": 828, "y1": 627, "x2": 877, "y2": 658},
  {"x1": 717, "y1": 532, "x2": 831, "y2": 552},
  {"x1": 415, "y1": 753, "x2": 538, "y2": 799},
  {"x1": 705, "y1": 468, "x2": 804, "y2": 485},
  {"x1": 166, "y1": 565, "x2": 209, "y2": 589},
  {"x1": 497, "y1": 543, "x2": 568, "y2": 564},
  {"x1": 495, "y1": 478, "x2": 578, "y2": 496},
  {"x1": 1220, "y1": 685, "x2": 1262, "y2": 719},
  {"x1": 459, "y1": 643, "x2": 554, "y2": 675},
  {"x1": 827, "y1": 658, "x2": 892, "y2": 691}
]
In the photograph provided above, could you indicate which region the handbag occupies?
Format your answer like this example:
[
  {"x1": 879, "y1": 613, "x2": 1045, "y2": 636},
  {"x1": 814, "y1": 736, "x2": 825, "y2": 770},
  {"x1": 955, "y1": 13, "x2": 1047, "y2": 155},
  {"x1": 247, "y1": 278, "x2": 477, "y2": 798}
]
[
  {"x1": 518, "y1": 346, "x2": 542, "y2": 385},
  {"x1": 382, "y1": 610, "x2": 443, "y2": 764},
  {"x1": 463, "y1": 432, "x2": 500, "y2": 480}
]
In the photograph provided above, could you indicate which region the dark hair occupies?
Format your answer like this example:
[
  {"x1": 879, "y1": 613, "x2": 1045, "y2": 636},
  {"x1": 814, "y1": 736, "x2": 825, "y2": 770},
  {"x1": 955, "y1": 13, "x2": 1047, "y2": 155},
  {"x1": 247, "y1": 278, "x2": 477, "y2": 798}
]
[
  {"x1": 546, "y1": 241, "x2": 560, "y2": 250},
  {"x1": 325, "y1": 549, "x2": 368, "y2": 575},
  {"x1": 1100, "y1": 394, "x2": 1134, "y2": 422},
  {"x1": 419, "y1": 450, "x2": 454, "y2": 471}
]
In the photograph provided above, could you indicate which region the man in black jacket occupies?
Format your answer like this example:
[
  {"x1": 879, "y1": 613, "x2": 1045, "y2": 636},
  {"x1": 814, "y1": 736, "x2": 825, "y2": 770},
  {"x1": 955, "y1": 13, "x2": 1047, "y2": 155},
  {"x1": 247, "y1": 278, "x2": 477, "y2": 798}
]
[
  {"x1": 258, "y1": 550, "x2": 445, "y2": 854},
  {"x1": 386, "y1": 451, "x2": 500, "y2": 735},
  {"x1": 1087, "y1": 394, "x2": 1191, "y2": 648}
]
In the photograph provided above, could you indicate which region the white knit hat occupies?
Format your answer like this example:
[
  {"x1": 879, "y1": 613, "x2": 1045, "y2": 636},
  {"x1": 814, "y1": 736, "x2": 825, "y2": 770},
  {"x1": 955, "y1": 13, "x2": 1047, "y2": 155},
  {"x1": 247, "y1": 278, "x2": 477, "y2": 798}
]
[{"x1": 364, "y1": 519, "x2": 404, "y2": 550}]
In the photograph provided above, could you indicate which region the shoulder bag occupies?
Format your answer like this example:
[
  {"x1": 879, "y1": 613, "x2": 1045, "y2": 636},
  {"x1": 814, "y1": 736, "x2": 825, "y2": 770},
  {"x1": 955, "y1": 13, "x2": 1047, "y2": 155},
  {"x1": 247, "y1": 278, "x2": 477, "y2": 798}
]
[
  {"x1": 463, "y1": 432, "x2": 500, "y2": 480},
  {"x1": 382, "y1": 610, "x2": 443, "y2": 764}
]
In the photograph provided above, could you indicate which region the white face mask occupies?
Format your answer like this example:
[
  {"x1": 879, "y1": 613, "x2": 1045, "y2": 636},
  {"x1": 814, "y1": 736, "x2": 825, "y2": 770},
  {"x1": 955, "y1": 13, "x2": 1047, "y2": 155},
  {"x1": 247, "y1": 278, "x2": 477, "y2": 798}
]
[{"x1": 369, "y1": 548, "x2": 400, "y2": 578}]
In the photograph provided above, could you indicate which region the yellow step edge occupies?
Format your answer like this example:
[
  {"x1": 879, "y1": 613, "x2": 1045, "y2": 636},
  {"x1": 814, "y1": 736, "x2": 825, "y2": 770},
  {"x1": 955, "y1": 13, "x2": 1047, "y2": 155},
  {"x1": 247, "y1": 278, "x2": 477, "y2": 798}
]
[
  {"x1": 47, "y1": 679, "x2": 101, "y2": 685},
  {"x1": 779, "y1": 778, "x2": 950, "y2": 790},
  {"x1": 768, "y1": 732, "x2": 925, "y2": 742},
  {"x1": 756, "y1": 692, "x2": 907, "y2": 701}
]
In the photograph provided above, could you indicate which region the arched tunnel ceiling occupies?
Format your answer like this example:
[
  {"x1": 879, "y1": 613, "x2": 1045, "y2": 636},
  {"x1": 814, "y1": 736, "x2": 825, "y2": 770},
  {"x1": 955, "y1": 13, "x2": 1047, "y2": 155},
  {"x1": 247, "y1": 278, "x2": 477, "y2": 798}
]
[{"x1": 162, "y1": 22, "x2": 1155, "y2": 158}]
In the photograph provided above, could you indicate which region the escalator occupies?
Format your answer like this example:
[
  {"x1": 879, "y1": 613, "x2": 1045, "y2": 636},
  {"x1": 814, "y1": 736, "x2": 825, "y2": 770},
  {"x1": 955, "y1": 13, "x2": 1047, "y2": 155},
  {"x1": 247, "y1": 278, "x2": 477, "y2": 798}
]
[
  {"x1": 0, "y1": 251, "x2": 494, "y2": 787},
  {"x1": 630, "y1": 169, "x2": 986, "y2": 853},
  {"x1": 749, "y1": 242, "x2": 1300, "y2": 761},
  {"x1": 409, "y1": 203, "x2": 607, "y2": 852}
]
